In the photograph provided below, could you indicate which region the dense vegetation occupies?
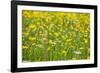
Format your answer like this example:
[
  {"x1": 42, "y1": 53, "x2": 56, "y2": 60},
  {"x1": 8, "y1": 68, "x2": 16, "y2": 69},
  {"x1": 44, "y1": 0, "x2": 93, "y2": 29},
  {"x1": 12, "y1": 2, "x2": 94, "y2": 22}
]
[{"x1": 22, "y1": 10, "x2": 90, "y2": 62}]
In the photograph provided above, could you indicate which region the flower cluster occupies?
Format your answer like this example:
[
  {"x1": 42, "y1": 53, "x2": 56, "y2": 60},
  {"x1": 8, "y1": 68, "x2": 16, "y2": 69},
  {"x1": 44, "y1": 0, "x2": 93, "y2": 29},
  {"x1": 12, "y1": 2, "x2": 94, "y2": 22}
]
[{"x1": 22, "y1": 10, "x2": 90, "y2": 62}]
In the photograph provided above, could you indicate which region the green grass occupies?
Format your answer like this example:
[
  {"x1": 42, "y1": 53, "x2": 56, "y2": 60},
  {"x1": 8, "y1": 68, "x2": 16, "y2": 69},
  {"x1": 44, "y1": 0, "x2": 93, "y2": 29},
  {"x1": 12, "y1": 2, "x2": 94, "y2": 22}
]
[{"x1": 22, "y1": 10, "x2": 90, "y2": 62}]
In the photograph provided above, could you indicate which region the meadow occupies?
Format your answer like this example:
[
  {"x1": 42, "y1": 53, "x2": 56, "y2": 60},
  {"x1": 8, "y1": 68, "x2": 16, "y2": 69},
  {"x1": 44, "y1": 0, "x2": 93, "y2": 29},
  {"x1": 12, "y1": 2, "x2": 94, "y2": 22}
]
[{"x1": 22, "y1": 10, "x2": 90, "y2": 62}]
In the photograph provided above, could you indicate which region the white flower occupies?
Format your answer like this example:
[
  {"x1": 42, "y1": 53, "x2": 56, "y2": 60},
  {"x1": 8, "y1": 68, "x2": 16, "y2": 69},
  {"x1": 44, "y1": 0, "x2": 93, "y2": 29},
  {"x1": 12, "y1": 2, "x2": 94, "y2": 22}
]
[{"x1": 74, "y1": 51, "x2": 81, "y2": 54}]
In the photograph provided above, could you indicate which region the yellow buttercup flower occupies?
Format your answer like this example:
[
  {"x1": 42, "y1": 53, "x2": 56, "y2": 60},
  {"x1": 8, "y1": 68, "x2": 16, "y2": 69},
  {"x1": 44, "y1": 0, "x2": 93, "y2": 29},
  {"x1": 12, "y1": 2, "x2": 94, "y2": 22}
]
[
  {"x1": 80, "y1": 28, "x2": 84, "y2": 33},
  {"x1": 29, "y1": 37, "x2": 36, "y2": 41},
  {"x1": 29, "y1": 24, "x2": 36, "y2": 29},
  {"x1": 32, "y1": 43, "x2": 35, "y2": 46},
  {"x1": 84, "y1": 39, "x2": 88, "y2": 43},
  {"x1": 27, "y1": 14, "x2": 32, "y2": 18},
  {"x1": 22, "y1": 45, "x2": 28, "y2": 49},
  {"x1": 62, "y1": 50, "x2": 66, "y2": 54},
  {"x1": 67, "y1": 13, "x2": 77, "y2": 20},
  {"x1": 47, "y1": 47, "x2": 51, "y2": 51},
  {"x1": 54, "y1": 32, "x2": 59, "y2": 36},
  {"x1": 76, "y1": 24, "x2": 80, "y2": 29},
  {"x1": 66, "y1": 39, "x2": 72, "y2": 42},
  {"x1": 49, "y1": 32, "x2": 52, "y2": 36},
  {"x1": 84, "y1": 34, "x2": 88, "y2": 37},
  {"x1": 37, "y1": 22, "x2": 40, "y2": 25},
  {"x1": 43, "y1": 38, "x2": 47, "y2": 41},
  {"x1": 22, "y1": 10, "x2": 90, "y2": 61},
  {"x1": 22, "y1": 11, "x2": 29, "y2": 17},
  {"x1": 49, "y1": 40, "x2": 52, "y2": 44},
  {"x1": 80, "y1": 47, "x2": 84, "y2": 50},
  {"x1": 62, "y1": 36, "x2": 65, "y2": 39}
]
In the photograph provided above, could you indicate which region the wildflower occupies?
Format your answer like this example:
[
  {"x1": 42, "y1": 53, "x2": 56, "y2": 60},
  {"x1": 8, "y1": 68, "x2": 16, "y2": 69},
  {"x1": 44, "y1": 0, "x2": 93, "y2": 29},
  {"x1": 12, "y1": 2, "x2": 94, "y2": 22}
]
[
  {"x1": 84, "y1": 39, "x2": 88, "y2": 43},
  {"x1": 27, "y1": 14, "x2": 32, "y2": 18},
  {"x1": 62, "y1": 36, "x2": 65, "y2": 40},
  {"x1": 67, "y1": 13, "x2": 77, "y2": 20},
  {"x1": 47, "y1": 47, "x2": 51, "y2": 51},
  {"x1": 62, "y1": 50, "x2": 66, "y2": 54},
  {"x1": 32, "y1": 43, "x2": 35, "y2": 46},
  {"x1": 74, "y1": 51, "x2": 81, "y2": 54},
  {"x1": 80, "y1": 29, "x2": 84, "y2": 33},
  {"x1": 29, "y1": 24, "x2": 36, "y2": 29},
  {"x1": 22, "y1": 11, "x2": 29, "y2": 18},
  {"x1": 54, "y1": 32, "x2": 59, "y2": 36},
  {"x1": 22, "y1": 45, "x2": 28, "y2": 49},
  {"x1": 49, "y1": 32, "x2": 52, "y2": 36},
  {"x1": 29, "y1": 37, "x2": 36, "y2": 41},
  {"x1": 76, "y1": 24, "x2": 80, "y2": 29},
  {"x1": 37, "y1": 22, "x2": 40, "y2": 25},
  {"x1": 49, "y1": 40, "x2": 52, "y2": 44},
  {"x1": 84, "y1": 34, "x2": 88, "y2": 37},
  {"x1": 66, "y1": 39, "x2": 72, "y2": 42},
  {"x1": 80, "y1": 47, "x2": 84, "y2": 50}
]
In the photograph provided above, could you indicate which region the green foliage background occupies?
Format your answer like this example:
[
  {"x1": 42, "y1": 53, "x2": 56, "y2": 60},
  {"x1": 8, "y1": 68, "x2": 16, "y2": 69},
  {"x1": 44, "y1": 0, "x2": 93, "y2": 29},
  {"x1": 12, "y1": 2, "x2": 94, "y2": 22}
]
[{"x1": 22, "y1": 10, "x2": 90, "y2": 62}]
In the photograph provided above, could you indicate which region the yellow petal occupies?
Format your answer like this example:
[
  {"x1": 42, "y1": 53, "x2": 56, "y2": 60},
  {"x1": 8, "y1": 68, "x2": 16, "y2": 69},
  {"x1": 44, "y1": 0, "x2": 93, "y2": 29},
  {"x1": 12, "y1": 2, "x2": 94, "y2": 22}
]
[
  {"x1": 29, "y1": 37, "x2": 36, "y2": 41},
  {"x1": 22, "y1": 45, "x2": 28, "y2": 49}
]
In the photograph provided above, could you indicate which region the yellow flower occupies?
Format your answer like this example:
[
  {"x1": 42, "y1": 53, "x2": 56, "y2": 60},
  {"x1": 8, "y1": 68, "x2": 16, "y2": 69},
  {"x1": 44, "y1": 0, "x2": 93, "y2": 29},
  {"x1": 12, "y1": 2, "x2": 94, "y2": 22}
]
[
  {"x1": 54, "y1": 32, "x2": 59, "y2": 36},
  {"x1": 37, "y1": 22, "x2": 40, "y2": 25},
  {"x1": 29, "y1": 24, "x2": 36, "y2": 29},
  {"x1": 27, "y1": 14, "x2": 33, "y2": 18},
  {"x1": 85, "y1": 30, "x2": 88, "y2": 33},
  {"x1": 29, "y1": 37, "x2": 36, "y2": 41},
  {"x1": 66, "y1": 39, "x2": 72, "y2": 42},
  {"x1": 84, "y1": 34, "x2": 88, "y2": 37},
  {"x1": 76, "y1": 24, "x2": 80, "y2": 29},
  {"x1": 62, "y1": 36, "x2": 65, "y2": 39},
  {"x1": 49, "y1": 33, "x2": 52, "y2": 36},
  {"x1": 22, "y1": 11, "x2": 29, "y2": 17},
  {"x1": 84, "y1": 39, "x2": 88, "y2": 43},
  {"x1": 46, "y1": 18, "x2": 49, "y2": 22},
  {"x1": 32, "y1": 43, "x2": 35, "y2": 46},
  {"x1": 22, "y1": 45, "x2": 28, "y2": 49},
  {"x1": 47, "y1": 47, "x2": 51, "y2": 51},
  {"x1": 80, "y1": 47, "x2": 84, "y2": 50},
  {"x1": 43, "y1": 38, "x2": 47, "y2": 41},
  {"x1": 62, "y1": 50, "x2": 66, "y2": 54},
  {"x1": 49, "y1": 40, "x2": 52, "y2": 44}
]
